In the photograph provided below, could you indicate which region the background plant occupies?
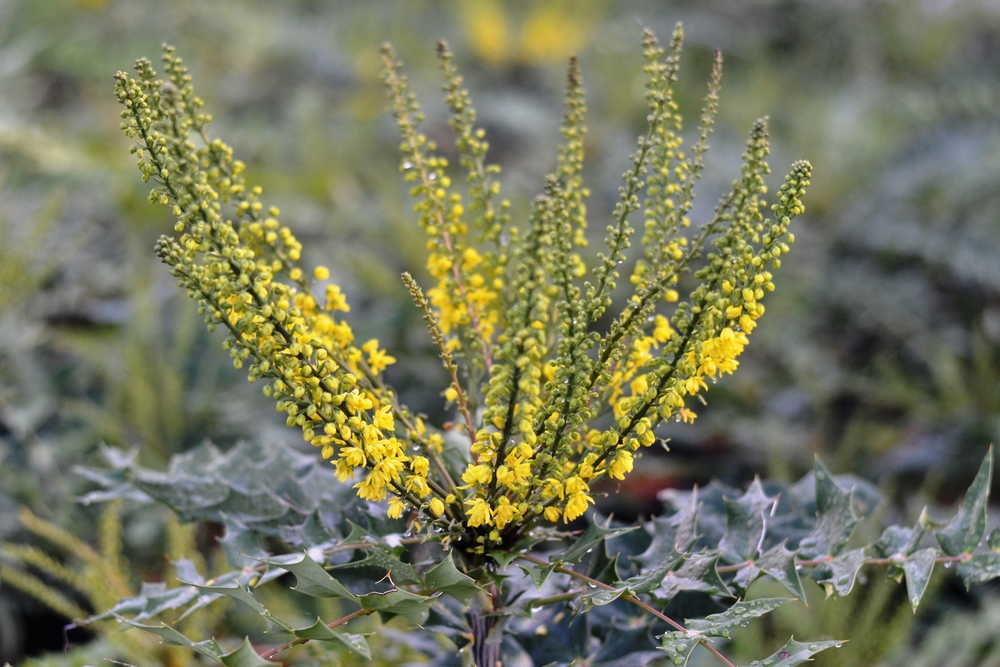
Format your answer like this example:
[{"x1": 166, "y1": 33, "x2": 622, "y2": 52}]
[
  {"x1": 73, "y1": 25, "x2": 1000, "y2": 667},
  {"x1": 3, "y1": 1, "x2": 1000, "y2": 665}
]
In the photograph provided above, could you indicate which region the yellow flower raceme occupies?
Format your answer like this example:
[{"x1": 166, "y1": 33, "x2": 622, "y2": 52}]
[{"x1": 125, "y1": 30, "x2": 811, "y2": 547}]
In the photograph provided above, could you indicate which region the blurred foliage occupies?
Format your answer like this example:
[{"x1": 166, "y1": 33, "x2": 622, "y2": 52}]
[{"x1": 1, "y1": 0, "x2": 999, "y2": 663}]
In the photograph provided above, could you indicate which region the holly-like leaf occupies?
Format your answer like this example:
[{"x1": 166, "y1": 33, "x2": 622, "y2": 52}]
[
  {"x1": 254, "y1": 552, "x2": 358, "y2": 601},
  {"x1": 798, "y1": 460, "x2": 858, "y2": 559},
  {"x1": 293, "y1": 618, "x2": 371, "y2": 659},
  {"x1": 757, "y1": 542, "x2": 806, "y2": 600},
  {"x1": 659, "y1": 599, "x2": 790, "y2": 666},
  {"x1": 901, "y1": 548, "x2": 936, "y2": 611},
  {"x1": 625, "y1": 550, "x2": 685, "y2": 595},
  {"x1": 489, "y1": 550, "x2": 521, "y2": 568},
  {"x1": 424, "y1": 552, "x2": 483, "y2": 605},
  {"x1": 655, "y1": 551, "x2": 732, "y2": 601},
  {"x1": 556, "y1": 517, "x2": 638, "y2": 564},
  {"x1": 115, "y1": 616, "x2": 278, "y2": 666},
  {"x1": 720, "y1": 479, "x2": 776, "y2": 562},
  {"x1": 937, "y1": 447, "x2": 993, "y2": 556},
  {"x1": 337, "y1": 546, "x2": 421, "y2": 586},
  {"x1": 358, "y1": 588, "x2": 438, "y2": 624},
  {"x1": 741, "y1": 638, "x2": 843, "y2": 667},
  {"x1": 957, "y1": 552, "x2": 1000, "y2": 588},
  {"x1": 812, "y1": 547, "x2": 867, "y2": 597},
  {"x1": 186, "y1": 580, "x2": 292, "y2": 632},
  {"x1": 518, "y1": 562, "x2": 556, "y2": 589}
]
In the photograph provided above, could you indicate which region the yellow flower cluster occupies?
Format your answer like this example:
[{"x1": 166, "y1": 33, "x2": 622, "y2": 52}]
[
  {"x1": 116, "y1": 49, "x2": 446, "y2": 533},
  {"x1": 122, "y1": 27, "x2": 811, "y2": 553}
]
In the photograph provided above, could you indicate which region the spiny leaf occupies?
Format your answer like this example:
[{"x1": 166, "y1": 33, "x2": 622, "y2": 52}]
[
  {"x1": 901, "y1": 548, "x2": 937, "y2": 611},
  {"x1": 254, "y1": 552, "x2": 358, "y2": 601},
  {"x1": 659, "y1": 599, "x2": 790, "y2": 666},
  {"x1": 686, "y1": 597, "x2": 790, "y2": 635},
  {"x1": 556, "y1": 517, "x2": 639, "y2": 565},
  {"x1": 798, "y1": 459, "x2": 858, "y2": 559},
  {"x1": 293, "y1": 618, "x2": 371, "y2": 659},
  {"x1": 936, "y1": 446, "x2": 993, "y2": 556},
  {"x1": 489, "y1": 550, "x2": 521, "y2": 568},
  {"x1": 336, "y1": 546, "x2": 421, "y2": 586},
  {"x1": 186, "y1": 580, "x2": 292, "y2": 632},
  {"x1": 424, "y1": 552, "x2": 483, "y2": 604},
  {"x1": 625, "y1": 550, "x2": 685, "y2": 595},
  {"x1": 518, "y1": 561, "x2": 556, "y2": 589},
  {"x1": 957, "y1": 552, "x2": 1000, "y2": 588},
  {"x1": 720, "y1": 479, "x2": 775, "y2": 562},
  {"x1": 757, "y1": 542, "x2": 806, "y2": 600},
  {"x1": 812, "y1": 547, "x2": 867, "y2": 597},
  {"x1": 115, "y1": 616, "x2": 278, "y2": 666},
  {"x1": 742, "y1": 638, "x2": 843, "y2": 667},
  {"x1": 358, "y1": 588, "x2": 438, "y2": 624},
  {"x1": 655, "y1": 551, "x2": 731, "y2": 601}
]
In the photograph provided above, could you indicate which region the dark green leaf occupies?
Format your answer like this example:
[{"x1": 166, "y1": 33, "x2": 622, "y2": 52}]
[
  {"x1": 358, "y1": 588, "x2": 438, "y2": 624},
  {"x1": 424, "y1": 552, "x2": 483, "y2": 604},
  {"x1": 798, "y1": 459, "x2": 858, "y2": 559},
  {"x1": 688, "y1": 597, "x2": 790, "y2": 635},
  {"x1": 518, "y1": 562, "x2": 556, "y2": 589},
  {"x1": 341, "y1": 546, "x2": 421, "y2": 586},
  {"x1": 219, "y1": 639, "x2": 281, "y2": 667},
  {"x1": 812, "y1": 547, "x2": 867, "y2": 597},
  {"x1": 623, "y1": 550, "x2": 684, "y2": 595},
  {"x1": 555, "y1": 517, "x2": 638, "y2": 565},
  {"x1": 292, "y1": 618, "x2": 371, "y2": 659},
  {"x1": 720, "y1": 479, "x2": 775, "y2": 562},
  {"x1": 659, "y1": 599, "x2": 790, "y2": 665},
  {"x1": 673, "y1": 488, "x2": 701, "y2": 553},
  {"x1": 757, "y1": 542, "x2": 805, "y2": 600},
  {"x1": 655, "y1": 551, "x2": 732, "y2": 601},
  {"x1": 489, "y1": 550, "x2": 521, "y2": 568},
  {"x1": 657, "y1": 632, "x2": 701, "y2": 666},
  {"x1": 957, "y1": 553, "x2": 1000, "y2": 588},
  {"x1": 936, "y1": 447, "x2": 993, "y2": 556},
  {"x1": 186, "y1": 580, "x2": 292, "y2": 632},
  {"x1": 115, "y1": 616, "x2": 278, "y2": 666},
  {"x1": 254, "y1": 552, "x2": 358, "y2": 601},
  {"x1": 741, "y1": 638, "x2": 843, "y2": 667},
  {"x1": 901, "y1": 548, "x2": 936, "y2": 611}
]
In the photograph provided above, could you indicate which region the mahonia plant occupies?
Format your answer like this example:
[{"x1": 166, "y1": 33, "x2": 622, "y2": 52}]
[{"x1": 99, "y1": 24, "x2": 1000, "y2": 667}]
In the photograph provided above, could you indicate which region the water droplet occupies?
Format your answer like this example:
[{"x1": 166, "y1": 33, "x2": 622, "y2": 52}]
[
  {"x1": 809, "y1": 645, "x2": 818, "y2": 651},
  {"x1": 835, "y1": 643, "x2": 843, "y2": 648},
  {"x1": 778, "y1": 651, "x2": 790, "y2": 659},
  {"x1": 944, "y1": 562, "x2": 953, "y2": 569}
]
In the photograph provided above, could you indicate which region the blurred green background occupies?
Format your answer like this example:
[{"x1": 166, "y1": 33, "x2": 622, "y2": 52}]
[{"x1": 2, "y1": 0, "x2": 1000, "y2": 664}]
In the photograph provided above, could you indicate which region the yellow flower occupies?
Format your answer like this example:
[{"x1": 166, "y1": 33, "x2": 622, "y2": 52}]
[
  {"x1": 563, "y1": 492, "x2": 594, "y2": 522},
  {"x1": 653, "y1": 314, "x2": 673, "y2": 343},
  {"x1": 465, "y1": 497, "x2": 493, "y2": 527},
  {"x1": 387, "y1": 497, "x2": 405, "y2": 519},
  {"x1": 314, "y1": 266, "x2": 330, "y2": 280},
  {"x1": 461, "y1": 463, "x2": 493, "y2": 487},
  {"x1": 493, "y1": 496, "x2": 517, "y2": 529},
  {"x1": 544, "y1": 506, "x2": 561, "y2": 522},
  {"x1": 609, "y1": 450, "x2": 634, "y2": 480}
]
